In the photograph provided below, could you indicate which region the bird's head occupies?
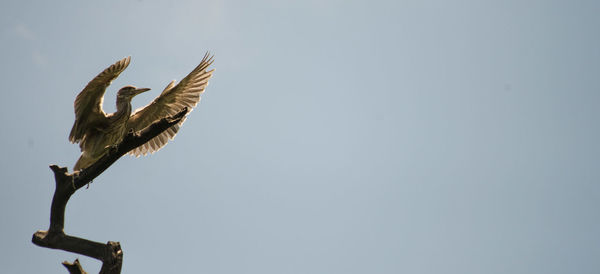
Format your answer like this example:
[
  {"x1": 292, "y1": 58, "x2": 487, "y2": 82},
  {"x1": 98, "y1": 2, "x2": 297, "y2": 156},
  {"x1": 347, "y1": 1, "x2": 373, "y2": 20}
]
[{"x1": 117, "y1": 85, "x2": 151, "y2": 99}]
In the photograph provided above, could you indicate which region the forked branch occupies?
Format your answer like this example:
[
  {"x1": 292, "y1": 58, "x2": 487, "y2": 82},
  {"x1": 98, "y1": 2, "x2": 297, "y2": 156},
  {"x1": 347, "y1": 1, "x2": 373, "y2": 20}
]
[{"x1": 32, "y1": 108, "x2": 188, "y2": 274}]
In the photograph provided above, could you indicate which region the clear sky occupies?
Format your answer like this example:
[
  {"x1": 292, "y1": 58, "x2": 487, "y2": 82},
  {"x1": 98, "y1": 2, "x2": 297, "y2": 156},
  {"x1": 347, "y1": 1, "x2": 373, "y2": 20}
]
[{"x1": 1, "y1": 1, "x2": 599, "y2": 273}]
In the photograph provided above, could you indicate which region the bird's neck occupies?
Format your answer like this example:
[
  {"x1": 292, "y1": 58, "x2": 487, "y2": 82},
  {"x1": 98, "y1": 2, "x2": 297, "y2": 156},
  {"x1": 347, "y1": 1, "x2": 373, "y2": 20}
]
[{"x1": 114, "y1": 96, "x2": 133, "y2": 120}]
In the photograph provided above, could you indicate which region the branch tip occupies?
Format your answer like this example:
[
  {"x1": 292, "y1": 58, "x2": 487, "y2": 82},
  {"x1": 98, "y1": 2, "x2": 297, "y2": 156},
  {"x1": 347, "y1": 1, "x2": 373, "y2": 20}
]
[
  {"x1": 50, "y1": 165, "x2": 68, "y2": 173},
  {"x1": 62, "y1": 259, "x2": 88, "y2": 274}
]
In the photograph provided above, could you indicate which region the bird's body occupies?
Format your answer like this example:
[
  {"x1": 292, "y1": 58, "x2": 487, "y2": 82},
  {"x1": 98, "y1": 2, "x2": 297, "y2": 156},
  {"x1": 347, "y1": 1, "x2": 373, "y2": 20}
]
[{"x1": 70, "y1": 53, "x2": 214, "y2": 171}]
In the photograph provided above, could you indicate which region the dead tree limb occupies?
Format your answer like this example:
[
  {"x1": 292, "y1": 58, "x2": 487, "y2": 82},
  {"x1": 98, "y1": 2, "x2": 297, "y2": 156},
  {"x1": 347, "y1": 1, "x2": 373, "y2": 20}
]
[{"x1": 32, "y1": 108, "x2": 188, "y2": 274}]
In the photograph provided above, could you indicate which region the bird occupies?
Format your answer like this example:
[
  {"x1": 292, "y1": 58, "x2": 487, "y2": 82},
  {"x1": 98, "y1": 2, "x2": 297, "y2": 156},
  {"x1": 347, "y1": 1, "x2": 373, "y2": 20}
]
[{"x1": 69, "y1": 53, "x2": 215, "y2": 171}]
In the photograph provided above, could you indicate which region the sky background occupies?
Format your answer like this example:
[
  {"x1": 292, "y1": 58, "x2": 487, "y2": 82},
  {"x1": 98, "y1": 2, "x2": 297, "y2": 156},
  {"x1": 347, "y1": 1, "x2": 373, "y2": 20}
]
[{"x1": 1, "y1": 0, "x2": 599, "y2": 273}]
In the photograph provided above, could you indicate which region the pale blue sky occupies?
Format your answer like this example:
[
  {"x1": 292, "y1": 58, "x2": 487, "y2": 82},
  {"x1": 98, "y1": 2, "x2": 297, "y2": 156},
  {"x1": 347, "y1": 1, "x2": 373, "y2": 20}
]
[{"x1": 1, "y1": 1, "x2": 599, "y2": 273}]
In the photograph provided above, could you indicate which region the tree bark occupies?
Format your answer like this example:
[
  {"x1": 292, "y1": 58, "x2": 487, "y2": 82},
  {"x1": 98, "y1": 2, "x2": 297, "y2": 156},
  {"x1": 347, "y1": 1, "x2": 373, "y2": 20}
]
[{"x1": 32, "y1": 108, "x2": 188, "y2": 273}]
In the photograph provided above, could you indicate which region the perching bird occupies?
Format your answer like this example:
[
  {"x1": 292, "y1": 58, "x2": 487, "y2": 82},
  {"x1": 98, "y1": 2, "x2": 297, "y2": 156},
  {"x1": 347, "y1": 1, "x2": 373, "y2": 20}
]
[{"x1": 69, "y1": 53, "x2": 214, "y2": 171}]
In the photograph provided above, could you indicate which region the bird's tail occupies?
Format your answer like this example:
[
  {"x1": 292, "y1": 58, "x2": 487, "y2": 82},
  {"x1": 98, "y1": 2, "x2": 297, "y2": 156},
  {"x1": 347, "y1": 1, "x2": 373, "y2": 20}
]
[{"x1": 74, "y1": 152, "x2": 98, "y2": 171}]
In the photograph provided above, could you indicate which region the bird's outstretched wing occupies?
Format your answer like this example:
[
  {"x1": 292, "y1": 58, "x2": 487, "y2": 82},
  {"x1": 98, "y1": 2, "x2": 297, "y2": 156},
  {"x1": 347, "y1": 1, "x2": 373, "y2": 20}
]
[
  {"x1": 127, "y1": 53, "x2": 214, "y2": 156},
  {"x1": 69, "y1": 56, "x2": 131, "y2": 143}
]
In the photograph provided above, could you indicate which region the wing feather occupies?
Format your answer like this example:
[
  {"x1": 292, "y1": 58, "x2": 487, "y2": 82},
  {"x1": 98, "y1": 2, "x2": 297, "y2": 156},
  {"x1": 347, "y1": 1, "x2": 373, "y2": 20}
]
[
  {"x1": 69, "y1": 56, "x2": 131, "y2": 143},
  {"x1": 127, "y1": 53, "x2": 214, "y2": 157}
]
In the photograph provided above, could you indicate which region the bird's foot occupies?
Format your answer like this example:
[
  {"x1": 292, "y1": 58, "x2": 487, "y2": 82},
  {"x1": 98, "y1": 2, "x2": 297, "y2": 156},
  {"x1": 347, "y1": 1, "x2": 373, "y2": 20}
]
[
  {"x1": 71, "y1": 170, "x2": 81, "y2": 190},
  {"x1": 109, "y1": 144, "x2": 119, "y2": 154}
]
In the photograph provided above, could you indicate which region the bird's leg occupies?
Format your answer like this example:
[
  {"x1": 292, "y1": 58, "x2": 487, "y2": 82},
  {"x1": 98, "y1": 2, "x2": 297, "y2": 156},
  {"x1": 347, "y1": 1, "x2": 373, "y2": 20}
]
[
  {"x1": 107, "y1": 128, "x2": 134, "y2": 154},
  {"x1": 127, "y1": 128, "x2": 136, "y2": 137},
  {"x1": 71, "y1": 174, "x2": 76, "y2": 190},
  {"x1": 72, "y1": 169, "x2": 91, "y2": 189}
]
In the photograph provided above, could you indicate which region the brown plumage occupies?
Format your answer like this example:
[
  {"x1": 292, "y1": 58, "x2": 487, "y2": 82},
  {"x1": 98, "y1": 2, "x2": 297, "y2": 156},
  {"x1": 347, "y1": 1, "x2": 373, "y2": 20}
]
[{"x1": 69, "y1": 53, "x2": 215, "y2": 171}]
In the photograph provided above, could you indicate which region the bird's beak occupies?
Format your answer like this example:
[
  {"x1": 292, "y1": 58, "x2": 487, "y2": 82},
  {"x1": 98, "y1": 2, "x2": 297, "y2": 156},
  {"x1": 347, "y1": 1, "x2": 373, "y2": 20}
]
[{"x1": 134, "y1": 88, "x2": 151, "y2": 95}]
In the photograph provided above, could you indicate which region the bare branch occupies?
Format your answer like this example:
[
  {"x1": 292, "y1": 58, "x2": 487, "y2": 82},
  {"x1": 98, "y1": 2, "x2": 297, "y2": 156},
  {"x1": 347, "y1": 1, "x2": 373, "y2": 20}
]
[{"x1": 32, "y1": 108, "x2": 188, "y2": 273}]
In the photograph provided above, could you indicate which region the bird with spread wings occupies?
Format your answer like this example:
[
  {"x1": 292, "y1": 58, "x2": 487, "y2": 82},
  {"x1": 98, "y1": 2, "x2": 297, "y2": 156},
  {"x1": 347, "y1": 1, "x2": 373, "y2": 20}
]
[{"x1": 69, "y1": 53, "x2": 214, "y2": 171}]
